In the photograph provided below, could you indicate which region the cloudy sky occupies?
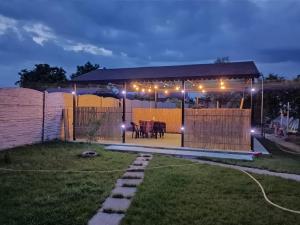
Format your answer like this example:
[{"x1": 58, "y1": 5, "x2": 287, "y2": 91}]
[{"x1": 0, "y1": 0, "x2": 300, "y2": 87}]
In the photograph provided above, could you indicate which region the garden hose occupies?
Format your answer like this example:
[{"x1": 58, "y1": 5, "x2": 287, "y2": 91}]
[
  {"x1": 239, "y1": 169, "x2": 300, "y2": 214},
  {"x1": 1, "y1": 162, "x2": 300, "y2": 214}
]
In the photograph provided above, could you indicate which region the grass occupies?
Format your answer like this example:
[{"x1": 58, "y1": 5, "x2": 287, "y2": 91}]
[
  {"x1": 197, "y1": 138, "x2": 300, "y2": 174},
  {"x1": 0, "y1": 141, "x2": 136, "y2": 225},
  {"x1": 122, "y1": 155, "x2": 300, "y2": 225}
]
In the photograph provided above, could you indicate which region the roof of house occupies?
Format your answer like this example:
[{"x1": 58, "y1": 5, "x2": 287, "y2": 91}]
[{"x1": 72, "y1": 61, "x2": 260, "y2": 83}]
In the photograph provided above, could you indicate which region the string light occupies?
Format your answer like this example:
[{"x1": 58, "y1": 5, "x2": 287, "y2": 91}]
[
  {"x1": 135, "y1": 87, "x2": 139, "y2": 91},
  {"x1": 132, "y1": 84, "x2": 137, "y2": 88},
  {"x1": 220, "y1": 86, "x2": 226, "y2": 90},
  {"x1": 154, "y1": 85, "x2": 158, "y2": 89},
  {"x1": 141, "y1": 88, "x2": 145, "y2": 93},
  {"x1": 148, "y1": 88, "x2": 152, "y2": 93},
  {"x1": 202, "y1": 89, "x2": 206, "y2": 93},
  {"x1": 198, "y1": 85, "x2": 203, "y2": 89},
  {"x1": 181, "y1": 89, "x2": 185, "y2": 93},
  {"x1": 164, "y1": 90, "x2": 169, "y2": 94},
  {"x1": 175, "y1": 86, "x2": 180, "y2": 91}
]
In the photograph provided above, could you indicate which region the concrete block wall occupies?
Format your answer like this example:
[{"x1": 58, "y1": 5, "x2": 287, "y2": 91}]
[
  {"x1": 0, "y1": 88, "x2": 178, "y2": 150},
  {"x1": 0, "y1": 88, "x2": 44, "y2": 150}
]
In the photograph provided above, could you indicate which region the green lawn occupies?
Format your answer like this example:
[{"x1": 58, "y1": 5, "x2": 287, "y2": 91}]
[
  {"x1": 122, "y1": 155, "x2": 300, "y2": 225},
  {"x1": 198, "y1": 138, "x2": 300, "y2": 174},
  {"x1": 0, "y1": 142, "x2": 136, "y2": 225}
]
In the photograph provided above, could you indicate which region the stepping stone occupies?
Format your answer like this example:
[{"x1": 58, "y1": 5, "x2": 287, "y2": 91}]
[
  {"x1": 132, "y1": 162, "x2": 147, "y2": 166},
  {"x1": 102, "y1": 197, "x2": 131, "y2": 213},
  {"x1": 88, "y1": 212, "x2": 124, "y2": 225},
  {"x1": 139, "y1": 153, "x2": 152, "y2": 157},
  {"x1": 133, "y1": 160, "x2": 149, "y2": 165},
  {"x1": 127, "y1": 166, "x2": 145, "y2": 172},
  {"x1": 116, "y1": 179, "x2": 143, "y2": 187},
  {"x1": 122, "y1": 172, "x2": 144, "y2": 179},
  {"x1": 111, "y1": 187, "x2": 137, "y2": 198},
  {"x1": 135, "y1": 157, "x2": 148, "y2": 161}
]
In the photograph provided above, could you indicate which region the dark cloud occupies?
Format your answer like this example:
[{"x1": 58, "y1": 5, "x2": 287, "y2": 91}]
[{"x1": 0, "y1": 0, "x2": 300, "y2": 87}]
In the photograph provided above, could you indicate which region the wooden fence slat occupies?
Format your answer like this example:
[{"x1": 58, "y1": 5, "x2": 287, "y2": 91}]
[{"x1": 184, "y1": 108, "x2": 251, "y2": 151}]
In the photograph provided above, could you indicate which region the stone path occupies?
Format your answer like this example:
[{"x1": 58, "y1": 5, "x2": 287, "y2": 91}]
[
  {"x1": 265, "y1": 134, "x2": 300, "y2": 154},
  {"x1": 106, "y1": 145, "x2": 254, "y2": 161},
  {"x1": 191, "y1": 159, "x2": 300, "y2": 182},
  {"x1": 88, "y1": 154, "x2": 152, "y2": 225}
]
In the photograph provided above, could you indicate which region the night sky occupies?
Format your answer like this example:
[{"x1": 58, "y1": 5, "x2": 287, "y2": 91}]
[{"x1": 0, "y1": 0, "x2": 300, "y2": 87}]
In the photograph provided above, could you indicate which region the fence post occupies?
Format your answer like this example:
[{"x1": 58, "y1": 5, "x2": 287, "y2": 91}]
[{"x1": 41, "y1": 91, "x2": 46, "y2": 142}]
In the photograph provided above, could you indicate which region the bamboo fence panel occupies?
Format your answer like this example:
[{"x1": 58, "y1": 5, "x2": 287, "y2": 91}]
[
  {"x1": 132, "y1": 108, "x2": 181, "y2": 133},
  {"x1": 184, "y1": 108, "x2": 251, "y2": 151},
  {"x1": 75, "y1": 107, "x2": 122, "y2": 141}
]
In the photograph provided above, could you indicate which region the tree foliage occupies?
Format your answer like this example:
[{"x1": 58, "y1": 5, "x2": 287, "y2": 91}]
[
  {"x1": 71, "y1": 61, "x2": 100, "y2": 79},
  {"x1": 15, "y1": 64, "x2": 67, "y2": 91},
  {"x1": 265, "y1": 73, "x2": 285, "y2": 81},
  {"x1": 214, "y1": 57, "x2": 230, "y2": 64}
]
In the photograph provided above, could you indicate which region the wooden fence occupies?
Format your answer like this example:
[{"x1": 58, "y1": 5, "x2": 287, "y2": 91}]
[
  {"x1": 75, "y1": 107, "x2": 122, "y2": 141},
  {"x1": 132, "y1": 108, "x2": 181, "y2": 133},
  {"x1": 184, "y1": 109, "x2": 251, "y2": 151}
]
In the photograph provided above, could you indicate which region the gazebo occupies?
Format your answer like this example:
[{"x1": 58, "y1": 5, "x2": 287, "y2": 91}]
[{"x1": 71, "y1": 61, "x2": 261, "y2": 151}]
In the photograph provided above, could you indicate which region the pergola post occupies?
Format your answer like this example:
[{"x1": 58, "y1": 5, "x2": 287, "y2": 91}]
[
  {"x1": 250, "y1": 78, "x2": 254, "y2": 150},
  {"x1": 122, "y1": 82, "x2": 126, "y2": 143},
  {"x1": 181, "y1": 80, "x2": 185, "y2": 147},
  {"x1": 260, "y1": 74, "x2": 264, "y2": 137},
  {"x1": 154, "y1": 89, "x2": 157, "y2": 108},
  {"x1": 72, "y1": 83, "x2": 77, "y2": 141}
]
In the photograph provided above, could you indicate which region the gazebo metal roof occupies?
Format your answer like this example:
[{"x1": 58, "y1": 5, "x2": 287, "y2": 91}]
[{"x1": 72, "y1": 61, "x2": 260, "y2": 83}]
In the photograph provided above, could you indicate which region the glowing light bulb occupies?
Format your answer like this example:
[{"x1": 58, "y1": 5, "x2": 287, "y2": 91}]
[
  {"x1": 154, "y1": 85, "x2": 158, "y2": 89},
  {"x1": 175, "y1": 86, "x2": 180, "y2": 91},
  {"x1": 142, "y1": 88, "x2": 145, "y2": 93},
  {"x1": 135, "y1": 87, "x2": 139, "y2": 91},
  {"x1": 181, "y1": 89, "x2": 185, "y2": 93},
  {"x1": 148, "y1": 88, "x2": 152, "y2": 93},
  {"x1": 133, "y1": 84, "x2": 137, "y2": 88},
  {"x1": 202, "y1": 89, "x2": 206, "y2": 93},
  {"x1": 220, "y1": 86, "x2": 225, "y2": 90},
  {"x1": 198, "y1": 85, "x2": 203, "y2": 89},
  {"x1": 164, "y1": 90, "x2": 169, "y2": 94}
]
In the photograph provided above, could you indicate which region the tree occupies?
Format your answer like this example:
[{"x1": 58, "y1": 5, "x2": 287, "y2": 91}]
[
  {"x1": 294, "y1": 75, "x2": 300, "y2": 81},
  {"x1": 265, "y1": 73, "x2": 285, "y2": 81},
  {"x1": 15, "y1": 64, "x2": 67, "y2": 91},
  {"x1": 214, "y1": 57, "x2": 230, "y2": 64},
  {"x1": 71, "y1": 61, "x2": 100, "y2": 79}
]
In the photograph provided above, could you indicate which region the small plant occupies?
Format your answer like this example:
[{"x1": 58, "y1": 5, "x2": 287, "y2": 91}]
[
  {"x1": 4, "y1": 152, "x2": 11, "y2": 164},
  {"x1": 86, "y1": 118, "x2": 104, "y2": 143}
]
